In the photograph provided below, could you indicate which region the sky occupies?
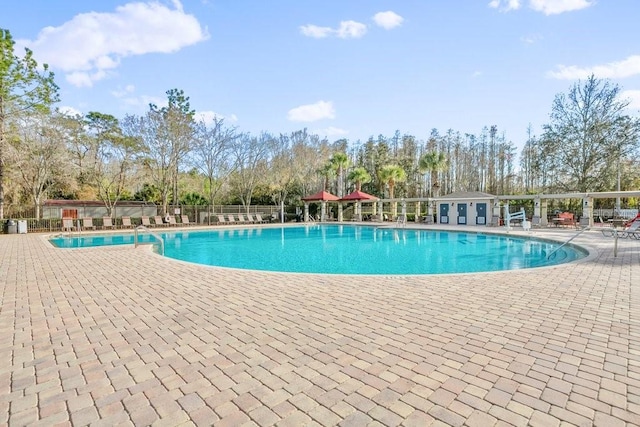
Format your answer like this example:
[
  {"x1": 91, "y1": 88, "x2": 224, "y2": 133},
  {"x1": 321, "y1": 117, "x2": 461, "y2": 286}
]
[{"x1": 3, "y1": 0, "x2": 640, "y2": 152}]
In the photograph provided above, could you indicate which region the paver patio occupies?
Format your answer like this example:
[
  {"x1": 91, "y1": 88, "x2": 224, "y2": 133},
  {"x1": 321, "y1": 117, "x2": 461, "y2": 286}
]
[{"x1": 0, "y1": 225, "x2": 638, "y2": 426}]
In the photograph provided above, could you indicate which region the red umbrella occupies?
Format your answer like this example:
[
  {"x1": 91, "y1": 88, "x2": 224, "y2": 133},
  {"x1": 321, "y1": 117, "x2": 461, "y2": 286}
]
[
  {"x1": 340, "y1": 190, "x2": 379, "y2": 201},
  {"x1": 302, "y1": 190, "x2": 340, "y2": 201}
]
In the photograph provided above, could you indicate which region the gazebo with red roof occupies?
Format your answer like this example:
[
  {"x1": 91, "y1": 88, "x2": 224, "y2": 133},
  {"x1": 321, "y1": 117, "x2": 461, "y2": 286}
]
[
  {"x1": 301, "y1": 190, "x2": 340, "y2": 222},
  {"x1": 340, "y1": 190, "x2": 379, "y2": 221}
]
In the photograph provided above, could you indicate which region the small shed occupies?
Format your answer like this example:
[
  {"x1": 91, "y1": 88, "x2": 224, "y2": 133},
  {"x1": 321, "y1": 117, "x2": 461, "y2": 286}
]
[
  {"x1": 436, "y1": 191, "x2": 496, "y2": 225},
  {"x1": 43, "y1": 200, "x2": 158, "y2": 219}
]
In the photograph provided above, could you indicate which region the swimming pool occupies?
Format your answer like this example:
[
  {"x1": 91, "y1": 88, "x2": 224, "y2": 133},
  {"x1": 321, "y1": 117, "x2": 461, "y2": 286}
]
[{"x1": 49, "y1": 225, "x2": 587, "y2": 275}]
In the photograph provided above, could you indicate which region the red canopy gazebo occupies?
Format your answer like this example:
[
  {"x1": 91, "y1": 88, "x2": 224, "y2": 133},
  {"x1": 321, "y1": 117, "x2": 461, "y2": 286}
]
[
  {"x1": 302, "y1": 190, "x2": 340, "y2": 202},
  {"x1": 340, "y1": 190, "x2": 379, "y2": 221},
  {"x1": 340, "y1": 190, "x2": 379, "y2": 202},
  {"x1": 301, "y1": 191, "x2": 340, "y2": 221}
]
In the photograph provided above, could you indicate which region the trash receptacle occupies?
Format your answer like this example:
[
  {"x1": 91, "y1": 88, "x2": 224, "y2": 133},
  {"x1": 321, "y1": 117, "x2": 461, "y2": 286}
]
[
  {"x1": 5, "y1": 219, "x2": 17, "y2": 234},
  {"x1": 17, "y1": 220, "x2": 27, "y2": 234}
]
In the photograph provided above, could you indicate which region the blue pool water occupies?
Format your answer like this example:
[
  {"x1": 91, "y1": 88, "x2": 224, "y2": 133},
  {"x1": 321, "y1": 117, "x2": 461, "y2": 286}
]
[{"x1": 49, "y1": 225, "x2": 587, "y2": 275}]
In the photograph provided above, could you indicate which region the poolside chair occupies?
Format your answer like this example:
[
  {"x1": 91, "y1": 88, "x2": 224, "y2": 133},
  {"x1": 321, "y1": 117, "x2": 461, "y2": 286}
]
[
  {"x1": 62, "y1": 218, "x2": 75, "y2": 232},
  {"x1": 216, "y1": 214, "x2": 228, "y2": 225},
  {"x1": 602, "y1": 218, "x2": 640, "y2": 238},
  {"x1": 166, "y1": 215, "x2": 177, "y2": 226},
  {"x1": 141, "y1": 216, "x2": 152, "y2": 227},
  {"x1": 255, "y1": 213, "x2": 268, "y2": 224},
  {"x1": 246, "y1": 213, "x2": 257, "y2": 223},
  {"x1": 121, "y1": 216, "x2": 133, "y2": 228},
  {"x1": 180, "y1": 215, "x2": 192, "y2": 226},
  {"x1": 102, "y1": 216, "x2": 115, "y2": 229},
  {"x1": 236, "y1": 214, "x2": 247, "y2": 224},
  {"x1": 82, "y1": 217, "x2": 95, "y2": 231},
  {"x1": 152, "y1": 216, "x2": 165, "y2": 227},
  {"x1": 227, "y1": 214, "x2": 238, "y2": 224}
]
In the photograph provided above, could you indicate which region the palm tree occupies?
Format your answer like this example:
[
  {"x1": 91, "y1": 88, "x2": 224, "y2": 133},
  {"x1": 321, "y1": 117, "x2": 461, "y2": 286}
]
[
  {"x1": 330, "y1": 152, "x2": 349, "y2": 197},
  {"x1": 347, "y1": 167, "x2": 371, "y2": 191},
  {"x1": 347, "y1": 167, "x2": 372, "y2": 220},
  {"x1": 318, "y1": 163, "x2": 335, "y2": 192},
  {"x1": 379, "y1": 164, "x2": 406, "y2": 218},
  {"x1": 419, "y1": 151, "x2": 448, "y2": 197}
]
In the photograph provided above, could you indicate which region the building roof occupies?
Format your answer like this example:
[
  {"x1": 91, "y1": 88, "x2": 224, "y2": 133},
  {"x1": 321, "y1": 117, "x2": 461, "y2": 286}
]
[{"x1": 438, "y1": 191, "x2": 495, "y2": 200}]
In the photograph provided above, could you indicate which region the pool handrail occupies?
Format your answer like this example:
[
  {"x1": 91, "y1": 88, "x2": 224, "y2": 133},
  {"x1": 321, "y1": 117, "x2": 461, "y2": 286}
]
[{"x1": 134, "y1": 225, "x2": 165, "y2": 255}]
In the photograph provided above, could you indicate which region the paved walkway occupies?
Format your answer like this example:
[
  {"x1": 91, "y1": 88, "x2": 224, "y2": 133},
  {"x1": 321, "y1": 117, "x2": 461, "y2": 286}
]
[{"x1": 0, "y1": 226, "x2": 638, "y2": 426}]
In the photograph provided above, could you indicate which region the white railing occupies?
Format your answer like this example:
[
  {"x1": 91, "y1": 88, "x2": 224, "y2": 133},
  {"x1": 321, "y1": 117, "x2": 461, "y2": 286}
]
[{"x1": 134, "y1": 225, "x2": 165, "y2": 255}]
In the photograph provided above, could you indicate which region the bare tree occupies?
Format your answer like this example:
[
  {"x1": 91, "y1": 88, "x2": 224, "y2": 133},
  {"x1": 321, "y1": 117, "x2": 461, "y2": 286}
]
[
  {"x1": 189, "y1": 117, "x2": 237, "y2": 209},
  {"x1": 229, "y1": 132, "x2": 273, "y2": 210},
  {"x1": 8, "y1": 112, "x2": 71, "y2": 219}
]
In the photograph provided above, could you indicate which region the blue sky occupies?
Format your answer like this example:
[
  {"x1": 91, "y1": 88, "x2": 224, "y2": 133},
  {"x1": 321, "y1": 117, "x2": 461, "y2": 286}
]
[{"x1": 4, "y1": 0, "x2": 640, "y2": 151}]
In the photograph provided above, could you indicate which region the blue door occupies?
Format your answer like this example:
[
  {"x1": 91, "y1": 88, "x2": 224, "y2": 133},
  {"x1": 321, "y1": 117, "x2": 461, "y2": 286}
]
[
  {"x1": 439, "y1": 204, "x2": 449, "y2": 224},
  {"x1": 457, "y1": 203, "x2": 467, "y2": 224},
  {"x1": 476, "y1": 203, "x2": 487, "y2": 225}
]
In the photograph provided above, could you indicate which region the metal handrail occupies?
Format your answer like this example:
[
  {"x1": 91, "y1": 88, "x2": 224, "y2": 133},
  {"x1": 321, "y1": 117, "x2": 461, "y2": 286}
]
[
  {"x1": 547, "y1": 226, "x2": 589, "y2": 260},
  {"x1": 134, "y1": 225, "x2": 165, "y2": 255}
]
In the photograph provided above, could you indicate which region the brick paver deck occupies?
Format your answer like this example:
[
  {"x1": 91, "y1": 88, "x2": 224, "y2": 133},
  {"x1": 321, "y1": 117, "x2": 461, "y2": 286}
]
[{"x1": 0, "y1": 225, "x2": 638, "y2": 426}]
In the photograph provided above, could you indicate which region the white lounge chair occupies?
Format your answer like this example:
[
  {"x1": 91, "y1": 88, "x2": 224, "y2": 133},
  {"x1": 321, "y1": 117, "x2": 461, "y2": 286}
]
[
  {"x1": 602, "y1": 218, "x2": 640, "y2": 238},
  {"x1": 121, "y1": 216, "x2": 133, "y2": 228},
  {"x1": 153, "y1": 216, "x2": 167, "y2": 227},
  {"x1": 82, "y1": 217, "x2": 95, "y2": 230},
  {"x1": 102, "y1": 217, "x2": 115, "y2": 229}
]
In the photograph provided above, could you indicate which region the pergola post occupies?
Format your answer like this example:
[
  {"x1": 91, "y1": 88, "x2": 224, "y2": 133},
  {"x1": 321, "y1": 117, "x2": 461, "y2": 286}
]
[
  {"x1": 304, "y1": 203, "x2": 309, "y2": 222},
  {"x1": 337, "y1": 203, "x2": 343, "y2": 222},
  {"x1": 582, "y1": 197, "x2": 593, "y2": 227}
]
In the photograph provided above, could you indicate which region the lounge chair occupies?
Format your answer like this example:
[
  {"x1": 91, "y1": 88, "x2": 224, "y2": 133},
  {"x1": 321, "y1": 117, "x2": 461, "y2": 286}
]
[
  {"x1": 246, "y1": 213, "x2": 257, "y2": 223},
  {"x1": 102, "y1": 217, "x2": 115, "y2": 229},
  {"x1": 254, "y1": 214, "x2": 268, "y2": 224},
  {"x1": 153, "y1": 216, "x2": 166, "y2": 227},
  {"x1": 236, "y1": 214, "x2": 247, "y2": 224},
  {"x1": 62, "y1": 217, "x2": 75, "y2": 232},
  {"x1": 180, "y1": 215, "x2": 192, "y2": 226},
  {"x1": 227, "y1": 214, "x2": 237, "y2": 224},
  {"x1": 121, "y1": 216, "x2": 133, "y2": 228},
  {"x1": 82, "y1": 217, "x2": 95, "y2": 230},
  {"x1": 602, "y1": 218, "x2": 640, "y2": 238},
  {"x1": 216, "y1": 214, "x2": 227, "y2": 225},
  {"x1": 166, "y1": 215, "x2": 177, "y2": 226},
  {"x1": 141, "y1": 216, "x2": 152, "y2": 227}
]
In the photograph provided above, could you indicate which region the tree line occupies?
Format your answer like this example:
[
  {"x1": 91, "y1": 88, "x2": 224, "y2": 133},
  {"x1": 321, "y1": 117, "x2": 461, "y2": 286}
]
[{"x1": 2, "y1": 28, "x2": 640, "y2": 220}]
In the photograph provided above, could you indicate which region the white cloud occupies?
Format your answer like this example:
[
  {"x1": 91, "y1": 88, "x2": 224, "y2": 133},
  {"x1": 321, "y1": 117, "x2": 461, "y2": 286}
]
[
  {"x1": 529, "y1": 0, "x2": 593, "y2": 15},
  {"x1": 300, "y1": 20, "x2": 367, "y2": 39},
  {"x1": 121, "y1": 94, "x2": 166, "y2": 109},
  {"x1": 299, "y1": 24, "x2": 334, "y2": 39},
  {"x1": 336, "y1": 21, "x2": 367, "y2": 39},
  {"x1": 488, "y1": 0, "x2": 522, "y2": 12},
  {"x1": 57, "y1": 106, "x2": 83, "y2": 117},
  {"x1": 287, "y1": 101, "x2": 335, "y2": 122},
  {"x1": 489, "y1": 0, "x2": 593, "y2": 14},
  {"x1": 373, "y1": 11, "x2": 404, "y2": 30},
  {"x1": 547, "y1": 55, "x2": 640, "y2": 80},
  {"x1": 111, "y1": 85, "x2": 136, "y2": 98},
  {"x1": 16, "y1": 0, "x2": 208, "y2": 87},
  {"x1": 521, "y1": 33, "x2": 542, "y2": 44},
  {"x1": 622, "y1": 90, "x2": 640, "y2": 111}
]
